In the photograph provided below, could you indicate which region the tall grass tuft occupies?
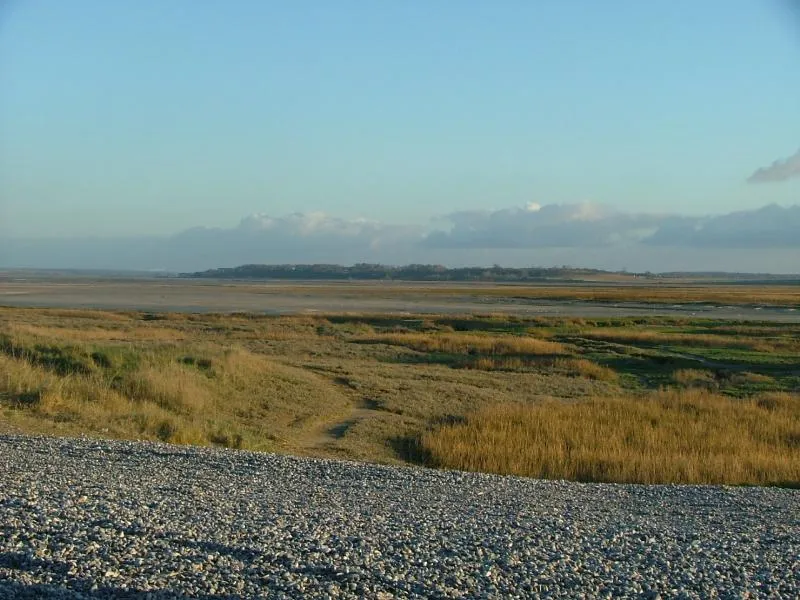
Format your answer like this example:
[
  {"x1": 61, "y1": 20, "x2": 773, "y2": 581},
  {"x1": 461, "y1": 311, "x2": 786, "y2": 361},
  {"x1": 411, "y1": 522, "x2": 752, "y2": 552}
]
[
  {"x1": 362, "y1": 332, "x2": 566, "y2": 355},
  {"x1": 420, "y1": 389, "x2": 800, "y2": 486},
  {"x1": 552, "y1": 358, "x2": 618, "y2": 382}
]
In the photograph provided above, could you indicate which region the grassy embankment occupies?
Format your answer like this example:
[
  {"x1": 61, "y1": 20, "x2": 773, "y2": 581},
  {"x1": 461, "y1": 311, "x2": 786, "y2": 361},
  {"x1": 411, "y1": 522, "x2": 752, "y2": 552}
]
[{"x1": 0, "y1": 307, "x2": 797, "y2": 486}]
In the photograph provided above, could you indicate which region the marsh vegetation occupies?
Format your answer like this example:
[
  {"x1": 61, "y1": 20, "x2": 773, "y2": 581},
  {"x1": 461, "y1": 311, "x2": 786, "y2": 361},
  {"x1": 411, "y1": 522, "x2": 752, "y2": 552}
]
[{"x1": 0, "y1": 306, "x2": 797, "y2": 486}]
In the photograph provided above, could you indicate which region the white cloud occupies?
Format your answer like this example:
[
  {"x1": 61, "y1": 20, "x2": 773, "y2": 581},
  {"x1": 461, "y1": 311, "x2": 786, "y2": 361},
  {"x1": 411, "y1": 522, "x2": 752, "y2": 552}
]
[
  {"x1": 424, "y1": 203, "x2": 661, "y2": 248},
  {"x1": 747, "y1": 149, "x2": 800, "y2": 183},
  {"x1": 237, "y1": 212, "x2": 411, "y2": 240},
  {"x1": 425, "y1": 203, "x2": 800, "y2": 251},
  {"x1": 644, "y1": 204, "x2": 800, "y2": 248}
]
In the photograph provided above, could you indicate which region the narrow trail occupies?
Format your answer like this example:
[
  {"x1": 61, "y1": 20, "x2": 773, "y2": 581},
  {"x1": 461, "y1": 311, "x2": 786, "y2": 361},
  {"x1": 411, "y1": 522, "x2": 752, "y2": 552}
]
[
  {"x1": 300, "y1": 401, "x2": 385, "y2": 452},
  {"x1": 289, "y1": 370, "x2": 390, "y2": 455}
]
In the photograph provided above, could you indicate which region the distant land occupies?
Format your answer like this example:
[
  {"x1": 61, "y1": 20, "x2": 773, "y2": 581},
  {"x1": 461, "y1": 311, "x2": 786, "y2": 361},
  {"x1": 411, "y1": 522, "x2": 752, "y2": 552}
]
[{"x1": 183, "y1": 264, "x2": 800, "y2": 284}]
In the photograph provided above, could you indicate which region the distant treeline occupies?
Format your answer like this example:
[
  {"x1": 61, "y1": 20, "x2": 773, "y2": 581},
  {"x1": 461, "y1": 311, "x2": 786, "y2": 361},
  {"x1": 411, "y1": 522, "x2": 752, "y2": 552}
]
[{"x1": 183, "y1": 264, "x2": 616, "y2": 282}]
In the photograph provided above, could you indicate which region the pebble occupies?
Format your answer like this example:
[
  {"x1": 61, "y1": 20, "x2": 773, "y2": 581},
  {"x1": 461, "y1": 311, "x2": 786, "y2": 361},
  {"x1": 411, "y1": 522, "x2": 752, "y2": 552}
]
[{"x1": 0, "y1": 434, "x2": 797, "y2": 598}]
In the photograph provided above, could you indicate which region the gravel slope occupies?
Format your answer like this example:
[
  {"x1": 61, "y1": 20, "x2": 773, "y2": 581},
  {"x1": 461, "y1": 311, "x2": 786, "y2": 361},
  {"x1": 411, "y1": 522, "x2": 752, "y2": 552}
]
[{"x1": 0, "y1": 435, "x2": 797, "y2": 599}]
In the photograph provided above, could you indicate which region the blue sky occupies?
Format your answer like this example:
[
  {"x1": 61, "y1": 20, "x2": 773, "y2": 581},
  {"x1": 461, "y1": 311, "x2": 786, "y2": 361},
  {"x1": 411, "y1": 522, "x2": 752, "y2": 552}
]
[{"x1": 1, "y1": 0, "x2": 799, "y2": 242}]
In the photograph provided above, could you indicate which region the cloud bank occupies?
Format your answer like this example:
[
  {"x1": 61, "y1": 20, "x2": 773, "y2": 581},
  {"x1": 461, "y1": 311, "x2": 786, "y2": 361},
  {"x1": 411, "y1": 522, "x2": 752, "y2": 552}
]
[
  {"x1": 747, "y1": 149, "x2": 800, "y2": 183},
  {"x1": 426, "y1": 203, "x2": 800, "y2": 250},
  {"x1": 2, "y1": 204, "x2": 800, "y2": 273},
  {"x1": 643, "y1": 204, "x2": 800, "y2": 248},
  {"x1": 425, "y1": 203, "x2": 662, "y2": 249}
]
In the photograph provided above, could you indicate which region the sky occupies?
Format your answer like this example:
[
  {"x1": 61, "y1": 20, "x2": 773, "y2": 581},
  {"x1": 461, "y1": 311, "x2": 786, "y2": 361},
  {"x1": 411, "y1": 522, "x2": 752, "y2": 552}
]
[{"x1": 1, "y1": 1, "x2": 799, "y2": 272}]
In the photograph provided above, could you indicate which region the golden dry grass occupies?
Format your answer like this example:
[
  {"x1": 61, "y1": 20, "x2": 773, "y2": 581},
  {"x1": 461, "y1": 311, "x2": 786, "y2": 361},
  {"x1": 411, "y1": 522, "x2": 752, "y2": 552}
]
[
  {"x1": 498, "y1": 285, "x2": 800, "y2": 306},
  {"x1": 552, "y1": 358, "x2": 619, "y2": 382},
  {"x1": 360, "y1": 332, "x2": 566, "y2": 355},
  {"x1": 1, "y1": 305, "x2": 797, "y2": 486},
  {"x1": 420, "y1": 389, "x2": 800, "y2": 486},
  {"x1": 732, "y1": 372, "x2": 776, "y2": 385},
  {"x1": 579, "y1": 328, "x2": 800, "y2": 353},
  {"x1": 36, "y1": 309, "x2": 135, "y2": 322},
  {"x1": 268, "y1": 283, "x2": 800, "y2": 306},
  {"x1": 464, "y1": 356, "x2": 618, "y2": 382},
  {"x1": 468, "y1": 356, "x2": 527, "y2": 371},
  {"x1": 0, "y1": 324, "x2": 351, "y2": 452},
  {"x1": 9, "y1": 323, "x2": 189, "y2": 342},
  {"x1": 672, "y1": 368, "x2": 717, "y2": 387}
]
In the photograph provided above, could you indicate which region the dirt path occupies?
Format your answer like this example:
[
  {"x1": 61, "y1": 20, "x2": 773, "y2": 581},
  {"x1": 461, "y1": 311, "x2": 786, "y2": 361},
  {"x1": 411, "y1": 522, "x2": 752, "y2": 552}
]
[{"x1": 300, "y1": 402, "x2": 386, "y2": 453}]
